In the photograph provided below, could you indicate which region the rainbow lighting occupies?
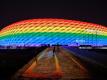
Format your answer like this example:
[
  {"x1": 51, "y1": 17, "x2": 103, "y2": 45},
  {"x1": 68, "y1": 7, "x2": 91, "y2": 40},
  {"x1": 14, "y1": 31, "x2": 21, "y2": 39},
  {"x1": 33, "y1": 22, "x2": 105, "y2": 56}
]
[{"x1": 0, "y1": 18, "x2": 107, "y2": 46}]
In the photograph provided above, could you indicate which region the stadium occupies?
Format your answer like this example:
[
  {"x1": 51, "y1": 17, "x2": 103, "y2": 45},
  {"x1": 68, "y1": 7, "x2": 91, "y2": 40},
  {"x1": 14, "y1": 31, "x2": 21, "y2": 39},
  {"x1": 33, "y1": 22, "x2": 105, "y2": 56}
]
[
  {"x1": 0, "y1": 18, "x2": 107, "y2": 47},
  {"x1": 0, "y1": 19, "x2": 107, "y2": 80}
]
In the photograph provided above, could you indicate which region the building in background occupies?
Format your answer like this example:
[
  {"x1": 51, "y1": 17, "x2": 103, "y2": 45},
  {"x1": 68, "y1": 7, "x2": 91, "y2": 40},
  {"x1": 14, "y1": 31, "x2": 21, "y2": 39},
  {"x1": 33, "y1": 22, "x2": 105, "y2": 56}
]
[{"x1": 0, "y1": 18, "x2": 107, "y2": 47}]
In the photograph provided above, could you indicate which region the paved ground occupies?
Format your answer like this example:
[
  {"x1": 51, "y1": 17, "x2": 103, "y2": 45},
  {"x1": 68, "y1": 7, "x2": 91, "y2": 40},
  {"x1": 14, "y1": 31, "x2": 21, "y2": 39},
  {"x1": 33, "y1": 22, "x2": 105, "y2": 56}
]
[{"x1": 13, "y1": 46, "x2": 90, "y2": 80}]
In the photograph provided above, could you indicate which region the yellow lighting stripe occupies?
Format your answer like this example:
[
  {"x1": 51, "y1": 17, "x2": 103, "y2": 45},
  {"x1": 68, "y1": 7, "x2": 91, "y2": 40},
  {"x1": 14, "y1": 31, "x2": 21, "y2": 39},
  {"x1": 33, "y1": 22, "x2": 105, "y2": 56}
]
[{"x1": 54, "y1": 54, "x2": 62, "y2": 74}]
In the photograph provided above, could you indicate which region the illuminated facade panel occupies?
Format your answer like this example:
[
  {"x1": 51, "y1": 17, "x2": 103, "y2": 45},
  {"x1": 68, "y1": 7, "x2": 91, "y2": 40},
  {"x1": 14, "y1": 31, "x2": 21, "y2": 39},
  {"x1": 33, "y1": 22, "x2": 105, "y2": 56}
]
[{"x1": 0, "y1": 19, "x2": 107, "y2": 46}]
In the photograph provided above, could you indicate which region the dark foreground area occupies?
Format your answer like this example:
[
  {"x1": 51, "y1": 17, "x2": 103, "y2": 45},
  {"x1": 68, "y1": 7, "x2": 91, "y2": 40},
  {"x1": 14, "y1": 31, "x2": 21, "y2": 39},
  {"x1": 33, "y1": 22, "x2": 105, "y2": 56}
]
[
  {"x1": 0, "y1": 46, "x2": 47, "y2": 80},
  {"x1": 0, "y1": 46, "x2": 107, "y2": 80}
]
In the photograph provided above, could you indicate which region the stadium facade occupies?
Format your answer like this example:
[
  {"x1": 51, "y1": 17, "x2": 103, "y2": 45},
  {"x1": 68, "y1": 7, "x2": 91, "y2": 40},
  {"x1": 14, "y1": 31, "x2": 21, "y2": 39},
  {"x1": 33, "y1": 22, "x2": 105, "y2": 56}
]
[{"x1": 0, "y1": 18, "x2": 107, "y2": 47}]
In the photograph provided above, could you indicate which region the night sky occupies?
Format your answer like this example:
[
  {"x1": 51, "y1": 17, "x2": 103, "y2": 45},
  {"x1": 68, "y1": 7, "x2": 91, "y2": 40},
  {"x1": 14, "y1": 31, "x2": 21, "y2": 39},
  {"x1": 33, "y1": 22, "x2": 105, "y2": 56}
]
[{"x1": 0, "y1": 0, "x2": 107, "y2": 29}]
